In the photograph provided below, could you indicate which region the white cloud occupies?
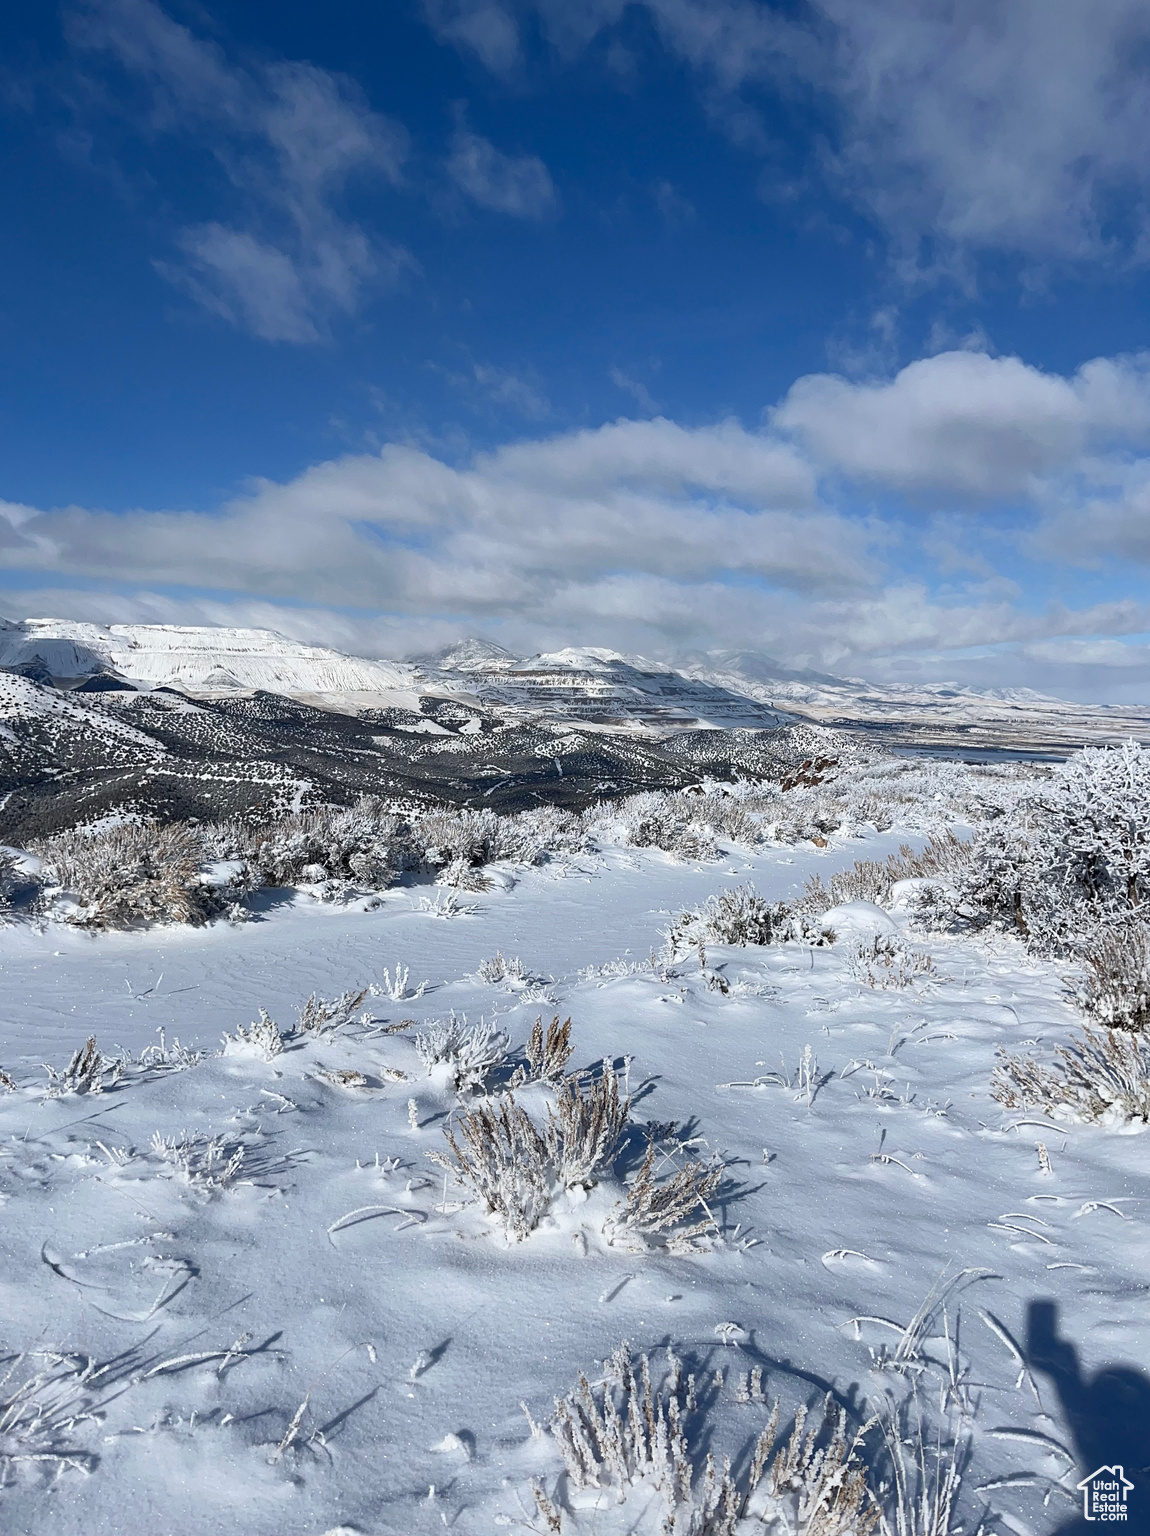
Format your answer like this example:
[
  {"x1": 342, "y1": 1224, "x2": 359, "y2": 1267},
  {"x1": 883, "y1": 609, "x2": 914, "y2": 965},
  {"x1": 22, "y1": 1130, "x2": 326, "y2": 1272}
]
[
  {"x1": 609, "y1": 368, "x2": 659, "y2": 414},
  {"x1": 5, "y1": 349, "x2": 1150, "y2": 697},
  {"x1": 442, "y1": 0, "x2": 1150, "y2": 272},
  {"x1": 774, "y1": 349, "x2": 1150, "y2": 498},
  {"x1": 815, "y1": 0, "x2": 1150, "y2": 268},
  {"x1": 420, "y1": 0, "x2": 522, "y2": 74},
  {"x1": 447, "y1": 128, "x2": 557, "y2": 217},
  {"x1": 66, "y1": 0, "x2": 410, "y2": 340},
  {"x1": 0, "y1": 419, "x2": 873, "y2": 638}
]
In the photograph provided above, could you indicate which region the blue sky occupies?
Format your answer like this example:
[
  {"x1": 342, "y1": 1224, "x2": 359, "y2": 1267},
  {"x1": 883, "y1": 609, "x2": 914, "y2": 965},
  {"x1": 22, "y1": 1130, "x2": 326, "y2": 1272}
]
[{"x1": 2, "y1": 0, "x2": 1150, "y2": 700}]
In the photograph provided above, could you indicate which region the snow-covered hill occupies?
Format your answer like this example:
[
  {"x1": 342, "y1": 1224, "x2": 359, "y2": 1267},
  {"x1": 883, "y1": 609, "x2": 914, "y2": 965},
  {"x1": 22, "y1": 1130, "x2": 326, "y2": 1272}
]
[
  {"x1": 682, "y1": 650, "x2": 1150, "y2": 753},
  {"x1": 415, "y1": 644, "x2": 790, "y2": 730},
  {"x1": 0, "y1": 618, "x2": 422, "y2": 706},
  {"x1": 3, "y1": 616, "x2": 1149, "y2": 752}
]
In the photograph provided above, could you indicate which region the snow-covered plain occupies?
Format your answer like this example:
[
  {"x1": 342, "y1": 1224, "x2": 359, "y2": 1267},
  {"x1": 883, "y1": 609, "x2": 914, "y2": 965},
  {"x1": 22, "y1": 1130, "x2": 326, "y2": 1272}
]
[{"x1": 1, "y1": 834, "x2": 1147, "y2": 1535}]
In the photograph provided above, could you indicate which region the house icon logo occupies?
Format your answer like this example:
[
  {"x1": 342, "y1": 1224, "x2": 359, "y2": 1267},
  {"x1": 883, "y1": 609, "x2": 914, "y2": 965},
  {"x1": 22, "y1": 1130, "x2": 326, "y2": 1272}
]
[{"x1": 1077, "y1": 1465, "x2": 1134, "y2": 1522}]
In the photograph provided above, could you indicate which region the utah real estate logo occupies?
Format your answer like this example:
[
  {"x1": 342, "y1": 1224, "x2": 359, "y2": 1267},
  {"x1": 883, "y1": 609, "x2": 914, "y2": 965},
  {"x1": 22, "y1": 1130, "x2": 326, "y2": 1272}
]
[{"x1": 1077, "y1": 1465, "x2": 1134, "y2": 1522}]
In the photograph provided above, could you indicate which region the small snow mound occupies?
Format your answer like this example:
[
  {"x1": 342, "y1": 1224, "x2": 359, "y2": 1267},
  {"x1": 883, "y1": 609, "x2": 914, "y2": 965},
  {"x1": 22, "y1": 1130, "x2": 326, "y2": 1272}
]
[{"x1": 819, "y1": 901, "x2": 899, "y2": 934}]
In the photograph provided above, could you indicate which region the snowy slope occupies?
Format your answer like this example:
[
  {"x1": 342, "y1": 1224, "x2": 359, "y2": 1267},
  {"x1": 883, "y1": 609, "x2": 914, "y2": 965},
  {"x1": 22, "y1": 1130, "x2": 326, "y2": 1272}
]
[
  {"x1": 416, "y1": 645, "x2": 789, "y2": 730},
  {"x1": 0, "y1": 831, "x2": 1145, "y2": 1535},
  {"x1": 0, "y1": 618, "x2": 422, "y2": 704}
]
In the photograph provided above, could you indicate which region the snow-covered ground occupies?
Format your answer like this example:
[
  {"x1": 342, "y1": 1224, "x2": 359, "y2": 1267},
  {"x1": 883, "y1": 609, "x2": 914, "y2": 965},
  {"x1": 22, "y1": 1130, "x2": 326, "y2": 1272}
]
[{"x1": 1, "y1": 835, "x2": 1146, "y2": 1534}]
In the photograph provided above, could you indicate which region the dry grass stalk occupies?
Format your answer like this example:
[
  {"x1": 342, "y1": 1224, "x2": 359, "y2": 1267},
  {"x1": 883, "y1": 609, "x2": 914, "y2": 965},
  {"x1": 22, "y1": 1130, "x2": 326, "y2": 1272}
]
[
  {"x1": 43, "y1": 1036, "x2": 120, "y2": 1097},
  {"x1": 526, "y1": 1015, "x2": 573, "y2": 1082},
  {"x1": 296, "y1": 988, "x2": 368, "y2": 1036}
]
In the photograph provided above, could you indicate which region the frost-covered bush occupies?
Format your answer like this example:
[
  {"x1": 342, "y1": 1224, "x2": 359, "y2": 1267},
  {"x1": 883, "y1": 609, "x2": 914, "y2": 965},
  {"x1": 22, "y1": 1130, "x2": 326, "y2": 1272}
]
[
  {"x1": 296, "y1": 988, "x2": 369, "y2": 1036},
  {"x1": 992, "y1": 1027, "x2": 1150, "y2": 1127},
  {"x1": 0, "y1": 849, "x2": 22, "y2": 916},
  {"x1": 546, "y1": 1069, "x2": 630, "y2": 1190},
  {"x1": 953, "y1": 741, "x2": 1150, "y2": 954},
  {"x1": 1077, "y1": 925, "x2": 1150, "y2": 1032},
  {"x1": 33, "y1": 824, "x2": 233, "y2": 929},
  {"x1": 43, "y1": 1036, "x2": 122, "y2": 1096},
  {"x1": 476, "y1": 950, "x2": 528, "y2": 984},
  {"x1": 523, "y1": 1014, "x2": 573, "y2": 1082},
  {"x1": 669, "y1": 883, "x2": 833, "y2": 953},
  {"x1": 415, "y1": 807, "x2": 510, "y2": 868},
  {"x1": 222, "y1": 799, "x2": 413, "y2": 895},
  {"x1": 847, "y1": 934, "x2": 936, "y2": 991},
  {"x1": 223, "y1": 1008, "x2": 284, "y2": 1059},
  {"x1": 1056, "y1": 738, "x2": 1150, "y2": 908},
  {"x1": 432, "y1": 1095, "x2": 552, "y2": 1239},
  {"x1": 545, "y1": 1343, "x2": 878, "y2": 1536},
  {"x1": 607, "y1": 1143, "x2": 721, "y2": 1248},
  {"x1": 435, "y1": 855, "x2": 491, "y2": 891},
  {"x1": 798, "y1": 834, "x2": 972, "y2": 916},
  {"x1": 414, "y1": 1015, "x2": 508, "y2": 1092},
  {"x1": 604, "y1": 792, "x2": 719, "y2": 860}
]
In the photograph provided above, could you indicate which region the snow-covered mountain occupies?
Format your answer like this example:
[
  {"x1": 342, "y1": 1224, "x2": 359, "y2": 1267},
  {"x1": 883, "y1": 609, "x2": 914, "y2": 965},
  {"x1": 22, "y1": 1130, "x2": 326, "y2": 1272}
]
[
  {"x1": 3, "y1": 616, "x2": 1149, "y2": 752},
  {"x1": 0, "y1": 618, "x2": 422, "y2": 706},
  {"x1": 413, "y1": 643, "x2": 789, "y2": 730},
  {"x1": 680, "y1": 650, "x2": 1150, "y2": 753}
]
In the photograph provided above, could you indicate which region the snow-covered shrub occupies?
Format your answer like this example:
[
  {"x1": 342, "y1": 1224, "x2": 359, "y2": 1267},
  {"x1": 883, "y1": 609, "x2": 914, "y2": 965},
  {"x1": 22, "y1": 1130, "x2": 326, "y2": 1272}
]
[
  {"x1": 1076, "y1": 925, "x2": 1150, "y2": 1032},
  {"x1": 546, "y1": 1069, "x2": 630, "y2": 1189},
  {"x1": 684, "y1": 882, "x2": 787, "y2": 947},
  {"x1": 524, "y1": 1014, "x2": 573, "y2": 1083},
  {"x1": 669, "y1": 883, "x2": 833, "y2": 953},
  {"x1": 502, "y1": 804, "x2": 585, "y2": 862},
  {"x1": 415, "y1": 807, "x2": 507, "y2": 869},
  {"x1": 0, "y1": 849, "x2": 24, "y2": 917},
  {"x1": 476, "y1": 950, "x2": 528, "y2": 984},
  {"x1": 0, "y1": 1066, "x2": 15, "y2": 1092},
  {"x1": 852, "y1": 793, "x2": 895, "y2": 832},
  {"x1": 223, "y1": 1008, "x2": 284, "y2": 1059},
  {"x1": 955, "y1": 741, "x2": 1150, "y2": 953},
  {"x1": 136, "y1": 1030, "x2": 201, "y2": 1074},
  {"x1": 431, "y1": 1096, "x2": 552, "y2": 1240},
  {"x1": 417, "y1": 888, "x2": 479, "y2": 919},
  {"x1": 150, "y1": 1130, "x2": 246, "y2": 1190},
  {"x1": 546, "y1": 1343, "x2": 878, "y2": 1536},
  {"x1": 435, "y1": 855, "x2": 491, "y2": 891},
  {"x1": 373, "y1": 962, "x2": 428, "y2": 1001},
  {"x1": 991, "y1": 1028, "x2": 1150, "y2": 1126},
  {"x1": 296, "y1": 988, "x2": 369, "y2": 1037},
  {"x1": 226, "y1": 799, "x2": 413, "y2": 894},
  {"x1": 42, "y1": 1036, "x2": 122, "y2": 1097},
  {"x1": 604, "y1": 792, "x2": 719, "y2": 861},
  {"x1": 414, "y1": 1015, "x2": 508, "y2": 1092},
  {"x1": 799, "y1": 834, "x2": 972, "y2": 917},
  {"x1": 677, "y1": 791, "x2": 763, "y2": 847},
  {"x1": 33, "y1": 824, "x2": 226, "y2": 929},
  {"x1": 848, "y1": 935, "x2": 936, "y2": 991},
  {"x1": 1056, "y1": 738, "x2": 1150, "y2": 908},
  {"x1": 607, "y1": 1143, "x2": 721, "y2": 1249}
]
